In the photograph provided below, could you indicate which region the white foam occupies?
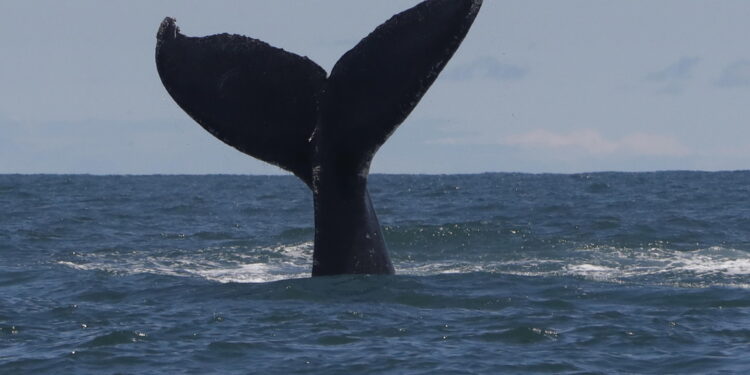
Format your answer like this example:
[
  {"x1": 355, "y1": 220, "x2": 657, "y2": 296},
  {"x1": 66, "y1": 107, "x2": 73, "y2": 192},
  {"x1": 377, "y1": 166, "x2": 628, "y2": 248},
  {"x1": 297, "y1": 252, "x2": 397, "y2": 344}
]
[
  {"x1": 57, "y1": 244, "x2": 750, "y2": 287},
  {"x1": 194, "y1": 263, "x2": 309, "y2": 283},
  {"x1": 397, "y1": 246, "x2": 750, "y2": 288},
  {"x1": 57, "y1": 242, "x2": 314, "y2": 283},
  {"x1": 566, "y1": 264, "x2": 619, "y2": 280}
]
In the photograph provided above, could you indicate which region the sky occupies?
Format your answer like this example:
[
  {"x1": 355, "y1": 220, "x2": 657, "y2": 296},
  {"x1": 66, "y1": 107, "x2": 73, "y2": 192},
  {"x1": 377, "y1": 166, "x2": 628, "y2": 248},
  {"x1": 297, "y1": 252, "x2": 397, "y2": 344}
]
[{"x1": 1, "y1": 0, "x2": 749, "y2": 174}]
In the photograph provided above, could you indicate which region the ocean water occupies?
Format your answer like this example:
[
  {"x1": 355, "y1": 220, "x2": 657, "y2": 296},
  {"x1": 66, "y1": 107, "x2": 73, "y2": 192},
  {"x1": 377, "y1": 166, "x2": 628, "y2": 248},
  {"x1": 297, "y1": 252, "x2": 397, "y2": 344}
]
[{"x1": 1, "y1": 172, "x2": 749, "y2": 374}]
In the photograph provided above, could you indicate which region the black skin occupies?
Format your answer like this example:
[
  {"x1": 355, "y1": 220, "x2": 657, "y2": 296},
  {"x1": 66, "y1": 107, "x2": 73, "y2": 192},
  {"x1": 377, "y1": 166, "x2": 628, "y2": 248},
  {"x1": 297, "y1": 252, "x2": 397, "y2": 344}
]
[{"x1": 155, "y1": 0, "x2": 483, "y2": 276}]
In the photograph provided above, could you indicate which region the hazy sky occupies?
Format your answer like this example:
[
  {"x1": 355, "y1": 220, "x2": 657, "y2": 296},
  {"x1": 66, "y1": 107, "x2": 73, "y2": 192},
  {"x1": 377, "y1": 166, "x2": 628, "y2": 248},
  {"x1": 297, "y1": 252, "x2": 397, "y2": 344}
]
[{"x1": 1, "y1": 0, "x2": 749, "y2": 174}]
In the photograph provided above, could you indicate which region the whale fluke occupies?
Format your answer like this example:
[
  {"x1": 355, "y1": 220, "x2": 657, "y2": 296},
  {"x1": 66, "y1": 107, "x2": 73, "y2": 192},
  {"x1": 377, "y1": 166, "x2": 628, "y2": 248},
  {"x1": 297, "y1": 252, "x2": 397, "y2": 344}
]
[
  {"x1": 155, "y1": 18, "x2": 325, "y2": 185},
  {"x1": 319, "y1": 0, "x2": 484, "y2": 173},
  {"x1": 155, "y1": 0, "x2": 483, "y2": 276}
]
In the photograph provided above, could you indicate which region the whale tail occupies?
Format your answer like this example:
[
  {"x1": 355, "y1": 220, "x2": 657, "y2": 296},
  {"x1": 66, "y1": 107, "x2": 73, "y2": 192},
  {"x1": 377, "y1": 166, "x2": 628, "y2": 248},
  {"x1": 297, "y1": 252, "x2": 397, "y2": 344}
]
[
  {"x1": 155, "y1": 17, "x2": 326, "y2": 186},
  {"x1": 315, "y1": 0, "x2": 483, "y2": 174},
  {"x1": 155, "y1": 0, "x2": 483, "y2": 275}
]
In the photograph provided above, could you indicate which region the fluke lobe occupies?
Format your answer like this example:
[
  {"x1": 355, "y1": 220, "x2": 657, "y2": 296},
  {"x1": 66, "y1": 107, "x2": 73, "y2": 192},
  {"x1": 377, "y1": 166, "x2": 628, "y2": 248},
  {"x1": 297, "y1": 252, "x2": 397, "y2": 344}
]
[{"x1": 155, "y1": 0, "x2": 483, "y2": 276}]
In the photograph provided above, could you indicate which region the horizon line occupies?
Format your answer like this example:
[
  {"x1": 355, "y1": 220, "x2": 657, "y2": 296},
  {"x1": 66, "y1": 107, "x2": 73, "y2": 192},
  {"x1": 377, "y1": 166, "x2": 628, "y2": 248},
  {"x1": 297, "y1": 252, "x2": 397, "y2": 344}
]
[{"x1": 1, "y1": 169, "x2": 748, "y2": 177}]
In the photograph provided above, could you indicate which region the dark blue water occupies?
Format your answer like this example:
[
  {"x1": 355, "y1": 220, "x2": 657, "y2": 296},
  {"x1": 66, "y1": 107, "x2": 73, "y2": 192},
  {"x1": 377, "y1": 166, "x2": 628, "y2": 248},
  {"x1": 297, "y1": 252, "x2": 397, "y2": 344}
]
[{"x1": 2, "y1": 172, "x2": 749, "y2": 374}]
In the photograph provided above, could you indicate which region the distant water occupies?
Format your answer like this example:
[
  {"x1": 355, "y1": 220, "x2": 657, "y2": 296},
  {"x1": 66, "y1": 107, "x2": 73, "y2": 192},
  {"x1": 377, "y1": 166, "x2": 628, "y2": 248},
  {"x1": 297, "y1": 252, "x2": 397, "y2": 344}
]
[{"x1": 2, "y1": 172, "x2": 750, "y2": 374}]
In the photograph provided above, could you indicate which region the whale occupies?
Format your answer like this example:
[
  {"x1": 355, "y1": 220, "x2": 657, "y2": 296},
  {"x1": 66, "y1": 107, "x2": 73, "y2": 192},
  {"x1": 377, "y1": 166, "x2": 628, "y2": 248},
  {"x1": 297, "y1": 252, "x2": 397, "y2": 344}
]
[{"x1": 155, "y1": 0, "x2": 483, "y2": 276}]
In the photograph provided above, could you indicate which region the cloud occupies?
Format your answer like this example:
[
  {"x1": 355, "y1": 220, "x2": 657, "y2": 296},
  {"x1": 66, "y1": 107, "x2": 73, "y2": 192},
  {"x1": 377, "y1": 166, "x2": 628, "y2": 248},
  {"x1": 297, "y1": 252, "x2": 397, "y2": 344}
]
[
  {"x1": 428, "y1": 129, "x2": 691, "y2": 157},
  {"x1": 645, "y1": 57, "x2": 700, "y2": 94},
  {"x1": 443, "y1": 56, "x2": 527, "y2": 81},
  {"x1": 716, "y1": 60, "x2": 750, "y2": 88},
  {"x1": 646, "y1": 57, "x2": 700, "y2": 82}
]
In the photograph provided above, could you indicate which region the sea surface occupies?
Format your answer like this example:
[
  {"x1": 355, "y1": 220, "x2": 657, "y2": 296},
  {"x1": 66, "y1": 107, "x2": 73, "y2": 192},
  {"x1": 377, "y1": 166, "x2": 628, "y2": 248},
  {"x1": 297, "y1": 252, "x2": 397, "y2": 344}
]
[{"x1": 1, "y1": 172, "x2": 749, "y2": 374}]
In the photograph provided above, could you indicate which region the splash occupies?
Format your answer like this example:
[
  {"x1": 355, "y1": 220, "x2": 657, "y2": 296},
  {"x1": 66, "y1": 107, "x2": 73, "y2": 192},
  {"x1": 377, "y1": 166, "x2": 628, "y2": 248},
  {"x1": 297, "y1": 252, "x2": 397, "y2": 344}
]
[
  {"x1": 58, "y1": 243, "x2": 750, "y2": 288},
  {"x1": 58, "y1": 242, "x2": 313, "y2": 283}
]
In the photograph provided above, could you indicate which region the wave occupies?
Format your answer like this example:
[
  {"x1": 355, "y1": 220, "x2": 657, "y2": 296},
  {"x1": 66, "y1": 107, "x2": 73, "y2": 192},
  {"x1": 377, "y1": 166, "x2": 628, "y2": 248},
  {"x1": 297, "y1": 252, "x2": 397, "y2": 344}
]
[
  {"x1": 399, "y1": 245, "x2": 750, "y2": 288},
  {"x1": 58, "y1": 242, "x2": 313, "y2": 283},
  {"x1": 56, "y1": 242, "x2": 750, "y2": 288}
]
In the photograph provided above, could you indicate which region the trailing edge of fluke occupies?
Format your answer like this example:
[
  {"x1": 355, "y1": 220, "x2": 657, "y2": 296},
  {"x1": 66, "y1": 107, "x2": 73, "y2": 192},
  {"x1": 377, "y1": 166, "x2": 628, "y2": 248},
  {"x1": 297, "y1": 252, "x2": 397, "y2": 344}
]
[{"x1": 155, "y1": 0, "x2": 483, "y2": 276}]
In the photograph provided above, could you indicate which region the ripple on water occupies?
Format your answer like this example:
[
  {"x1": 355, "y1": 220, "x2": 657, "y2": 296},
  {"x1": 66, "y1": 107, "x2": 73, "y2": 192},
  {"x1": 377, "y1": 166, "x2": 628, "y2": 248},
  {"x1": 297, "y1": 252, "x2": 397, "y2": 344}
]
[
  {"x1": 84, "y1": 330, "x2": 148, "y2": 347},
  {"x1": 0, "y1": 325, "x2": 20, "y2": 335},
  {"x1": 475, "y1": 326, "x2": 560, "y2": 344},
  {"x1": 3, "y1": 173, "x2": 750, "y2": 374},
  {"x1": 316, "y1": 335, "x2": 360, "y2": 346}
]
